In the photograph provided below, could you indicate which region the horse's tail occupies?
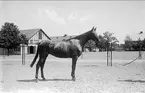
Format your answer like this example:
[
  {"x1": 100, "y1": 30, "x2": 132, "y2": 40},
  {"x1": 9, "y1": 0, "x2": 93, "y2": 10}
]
[{"x1": 30, "y1": 44, "x2": 39, "y2": 68}]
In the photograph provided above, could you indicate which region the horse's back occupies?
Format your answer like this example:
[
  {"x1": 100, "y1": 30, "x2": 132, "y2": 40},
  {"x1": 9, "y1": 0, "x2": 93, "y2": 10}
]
[
  {"x1": 39, "y1": 40, "x2": 52, "y2": 46},
  {"x1": 38, "y1": 40, "x2": 82, "y2": 58}
]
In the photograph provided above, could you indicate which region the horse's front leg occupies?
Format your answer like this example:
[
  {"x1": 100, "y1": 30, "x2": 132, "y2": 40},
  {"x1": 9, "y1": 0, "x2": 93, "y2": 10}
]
[{"x1": 71, "y1": 56, "x2": 78, "y2": 81}]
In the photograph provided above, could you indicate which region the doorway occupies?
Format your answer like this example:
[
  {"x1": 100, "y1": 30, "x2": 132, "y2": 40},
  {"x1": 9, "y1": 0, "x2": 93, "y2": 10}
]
[{"x1": 30, "y1": 46, "x2": 34, "y2": 54}]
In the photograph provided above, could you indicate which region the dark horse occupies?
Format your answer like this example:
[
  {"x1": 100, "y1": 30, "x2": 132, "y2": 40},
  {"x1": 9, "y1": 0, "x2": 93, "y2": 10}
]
[{"x1": 30, "y1": 27, "x2": 100, "y2": 82}]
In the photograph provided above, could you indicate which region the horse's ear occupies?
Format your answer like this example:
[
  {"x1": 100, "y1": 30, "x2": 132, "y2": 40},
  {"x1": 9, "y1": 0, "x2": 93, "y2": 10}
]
[
  {"x1": 92, "y1": 26, "x2": 94, "y2": 30},
  {"x1": 94, "y1": 27, "x2": 97, "y2": 31}
]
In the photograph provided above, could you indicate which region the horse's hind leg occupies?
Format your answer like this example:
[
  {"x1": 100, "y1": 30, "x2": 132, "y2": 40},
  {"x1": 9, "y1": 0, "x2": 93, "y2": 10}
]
[
  {"x1": 35, "y1": 56, "x2": 46, "y2": 82},
  {"x1": 35, "y1": 59, "x2": 40, "y2": 82},
  {"x1": 40, "y1": 54, "x2": 48, "y2": 80}
]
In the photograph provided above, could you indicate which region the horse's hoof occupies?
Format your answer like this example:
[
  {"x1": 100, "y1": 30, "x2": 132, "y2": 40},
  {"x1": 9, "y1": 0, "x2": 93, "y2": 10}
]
[
  {"x1": 42, "y1": 77, "x2": 46, "y2": 81},
  {"x1": 30, "y1": 64, "x2": 33, "y2": 67},
  {"x1": 72, "y1": 77, "x2": 76, "y2": 81},
  {"x1": 36, "y1": 79, "x2": 39, "y2": 83}
]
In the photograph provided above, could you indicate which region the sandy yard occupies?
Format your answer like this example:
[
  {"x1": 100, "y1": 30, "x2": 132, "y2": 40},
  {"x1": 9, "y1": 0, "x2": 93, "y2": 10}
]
[{"x1": 0, "y1": 52, "x2": 145, "y2": 93}]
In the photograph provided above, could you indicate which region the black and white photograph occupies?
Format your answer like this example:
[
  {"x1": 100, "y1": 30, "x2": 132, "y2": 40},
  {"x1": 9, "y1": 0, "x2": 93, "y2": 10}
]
[{"x1": 0, "y1": 0, "x2": 145, "y2": 93}]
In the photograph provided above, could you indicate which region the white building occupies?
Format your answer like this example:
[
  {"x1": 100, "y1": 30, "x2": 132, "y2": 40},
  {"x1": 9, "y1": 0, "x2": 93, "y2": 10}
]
[{"x1": 20, "y1": 28, "x2": 50, "y2": 54}]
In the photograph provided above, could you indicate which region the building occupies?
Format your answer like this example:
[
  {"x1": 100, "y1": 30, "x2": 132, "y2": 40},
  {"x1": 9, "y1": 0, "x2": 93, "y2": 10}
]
[{"x1": 20, "y1": 28, "x2": 50, "y2": 54}]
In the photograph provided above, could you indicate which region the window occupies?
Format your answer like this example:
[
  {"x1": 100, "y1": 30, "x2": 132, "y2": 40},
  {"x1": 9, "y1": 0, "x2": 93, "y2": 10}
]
[
  {"x1": 30, "y1": 40, "x2": 33, "y2": 44},
  {"x1": 39, "y1": 31, "x2": 42, "y2": 39}
]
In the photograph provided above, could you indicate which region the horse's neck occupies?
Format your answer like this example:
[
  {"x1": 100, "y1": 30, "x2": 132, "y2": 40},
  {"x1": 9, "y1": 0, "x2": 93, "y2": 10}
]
[{"x1": 73, "y1": 34, "x2": 90, "y2": 49}]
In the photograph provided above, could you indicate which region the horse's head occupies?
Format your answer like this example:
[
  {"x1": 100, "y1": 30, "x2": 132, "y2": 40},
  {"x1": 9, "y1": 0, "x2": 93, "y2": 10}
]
[
  {"x1": 89, "y1": 27, "x2": 100, "y2": 46},
  {"x1": 71, "y1": 26, "x2": 100, "y2": 48}
]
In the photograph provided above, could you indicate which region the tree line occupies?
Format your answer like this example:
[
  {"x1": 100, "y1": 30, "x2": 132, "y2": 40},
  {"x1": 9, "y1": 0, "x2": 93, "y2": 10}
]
[
  {"x1": 123, "y1": 35, "x2": 145, "y2": 51},
  {"x1": 85, "y1": 32, "x2": 145, "y2": 52},
  {"x1": 84, "y1": 31, "x2": 119, "y2": 52}
]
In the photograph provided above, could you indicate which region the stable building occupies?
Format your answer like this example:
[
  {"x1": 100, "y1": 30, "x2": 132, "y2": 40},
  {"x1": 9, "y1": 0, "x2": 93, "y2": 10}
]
[{"x1": 20, "y1": 28, "x2": 50, "y2": 54}]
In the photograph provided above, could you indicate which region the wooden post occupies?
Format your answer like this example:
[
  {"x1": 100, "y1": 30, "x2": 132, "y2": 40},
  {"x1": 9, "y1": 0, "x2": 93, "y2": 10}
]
[
  {"x1": 107, "y1": 42, "x2": 112, "y2": 66},
  {"x1": 110, "y1": 43, "x2": 112, "y2": 66},
  {"x1": 138, "y1": 31, "x2": 143, "y2": 59},
  {"x1": 138, "y1": 38, "x2": 142, "y2": 59},
  {"x1": 22, "y1": 44, "x2": 25, "y2": 65},
  {"x1": 107, "y1": 47, "x2": 109, "y2": 66}
]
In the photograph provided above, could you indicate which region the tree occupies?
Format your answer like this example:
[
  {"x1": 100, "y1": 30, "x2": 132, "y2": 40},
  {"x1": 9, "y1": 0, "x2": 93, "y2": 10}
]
[
  {"x1": 84, "y1": 39, "x2": 96, "y2": 52},
  {"x1": 124, "y1": 35, "x2": 133, "y2": 51},
  {"x1": 0, "y1": 22, "x2": 28, "y2": 55},
  {"x1": 103, "y1": 31, "x2": 118, "y2": 50},
  {"x1": 20, "y1": 34, "x2": 28, "y2": 45},
  {"x1": 142, "y1": 38, "x2": 145, "y2": 50},
  {"x1": 124, "y1": 35, "x2": 132, "y2": 41},
  {"x1": 97, "y1": 31, "x2": 118, "y2": 51},
  {"x1": 97, "y1": 35, "x2": 107, "y2": 51},
  {"x1": 103, "y1": 31, "x2": 118, "y2": 44},
  {"x1": 123, "y1": 35, "x2": 145, "y2": 51}
]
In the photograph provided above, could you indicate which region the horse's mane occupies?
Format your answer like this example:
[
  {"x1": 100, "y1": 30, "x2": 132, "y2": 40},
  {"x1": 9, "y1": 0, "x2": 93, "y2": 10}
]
[{"x1": 66, "y1": 29, "x2": 92, "y2": 41}]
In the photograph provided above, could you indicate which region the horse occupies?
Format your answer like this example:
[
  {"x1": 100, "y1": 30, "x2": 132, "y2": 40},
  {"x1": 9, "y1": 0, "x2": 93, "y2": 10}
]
[{"x1": 30, "y1": 26, "x2": 100, "y2": 82}]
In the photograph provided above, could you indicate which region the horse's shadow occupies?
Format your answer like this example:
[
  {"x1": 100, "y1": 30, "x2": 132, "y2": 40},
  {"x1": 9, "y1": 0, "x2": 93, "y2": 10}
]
[
  {"x1": 17, "y1": 78, "x2": 73, "y2": 83},
  {"x1": 118, "y1": 79, "x2": 145, "y2": 83}
]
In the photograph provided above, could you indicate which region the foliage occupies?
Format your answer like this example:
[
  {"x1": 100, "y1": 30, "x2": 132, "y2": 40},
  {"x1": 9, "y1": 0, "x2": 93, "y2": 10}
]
[
  {"x1": 0, "y1": 22, "x2": 28, "y2": 54},
  {"x1": 98, "y1": 31, "x2": 118, "y2": 51},
  {"x1": 20, "y1": 34, "x2": 28, "y2": 45},
  {"x1": 123, "y1": 35, "x2": 145, "y2": 51},
  {"x1": 103, "y1": 31, "x2": 118, "y2": 43},
  {"x1": 84, "y1": 39, "x2": 96, "y2": 52},
  {"x1": 97, "y1": 35, "x2": 107, "y2": 51},
  {"x1": 124, "y1": 35, "x2": 132, "y2": 41},
  {"x1": 84, "y1": 31, "x2": 119, "y2": 52},
  {"x1": 142, "y1": 38, "x2": 145, "y2": 50},
  {"x1": 123, "y1": 35, "x2": 133, "y2": 50}
]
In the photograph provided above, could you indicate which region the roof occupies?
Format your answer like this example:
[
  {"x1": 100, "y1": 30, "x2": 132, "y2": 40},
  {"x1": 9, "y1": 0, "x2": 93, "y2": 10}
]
[
  {"x1": 50, "y1": 35, "x2": 75, "y2": 42},
  {"x1": 20, "y1": 28, "x2": 50, "y2": 40}
]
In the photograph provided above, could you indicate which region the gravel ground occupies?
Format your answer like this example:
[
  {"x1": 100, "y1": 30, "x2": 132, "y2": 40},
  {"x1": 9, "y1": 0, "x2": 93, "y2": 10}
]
[{"x1": 0, "y1": 52, "x2": 145, "y2": 93}]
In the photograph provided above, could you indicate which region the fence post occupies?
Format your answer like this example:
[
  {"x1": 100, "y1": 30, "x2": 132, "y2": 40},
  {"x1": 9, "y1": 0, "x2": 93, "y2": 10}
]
[
  {"x1": 138, "y1": 31, "x2": 143, "y2": 59},
  {"x1": 107, "y1": 42, "x2": 112, "y2": 66},
  {"x1": 107, "y1": 47, "x2": 109, "y2": 66},
  {"x1": 110, "y1": 43, "x2": 112, "y2": 66},
  {"x1": 22, "y1": 44, "x2": 25, "y2": 65}
]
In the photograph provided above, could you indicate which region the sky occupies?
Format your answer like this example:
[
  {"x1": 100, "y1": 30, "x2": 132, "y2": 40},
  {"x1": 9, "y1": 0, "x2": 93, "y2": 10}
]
[{"x1": 0, "y1": 1, "x2": 145, "y2": 44}]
